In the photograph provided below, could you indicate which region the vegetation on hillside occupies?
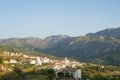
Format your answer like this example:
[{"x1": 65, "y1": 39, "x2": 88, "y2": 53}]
[
  {"x1": 1, "y1": 28, "x2": 120, "y2": 67},
  {"x1": 0, "y1": 63, "x2": 120, "y2": 80}
]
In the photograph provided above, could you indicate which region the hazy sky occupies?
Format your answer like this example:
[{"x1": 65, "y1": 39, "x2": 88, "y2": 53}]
[{"x1": 0, "y1": 0, "x2": 120, "y2": 39}]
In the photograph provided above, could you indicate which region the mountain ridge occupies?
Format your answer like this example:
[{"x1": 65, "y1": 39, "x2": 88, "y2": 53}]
[{"x1": 1, "y1": 27, "x2": 120, "y2": 66}]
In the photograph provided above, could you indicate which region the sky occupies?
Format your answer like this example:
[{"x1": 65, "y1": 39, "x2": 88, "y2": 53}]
[{"x1": 0, "y1": 0, "x2": 120, "y2": 39}]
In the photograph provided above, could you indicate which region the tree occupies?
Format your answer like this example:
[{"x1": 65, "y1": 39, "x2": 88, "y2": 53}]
[
  {"x1": 57, "y1": 72, "x2": 64, "y2": 78},
  {"x1": 47, "y1": 69, "x2": 55, "y2": 80},
  {"x1": 13, "y1": 67, "x2": 26, "y2": 80},
  {"x1": 47, "y1": 69, "x2": 55, "y2": 76},
  {"x1": 40, "y1": 69, "x2": 48, "y2": 75},
  {"x1": 0, "y1": 58, "x2": 3, "y2": 65},
  {"x1": 65, "y1": 72, "x2": 71, "y2": 77}
]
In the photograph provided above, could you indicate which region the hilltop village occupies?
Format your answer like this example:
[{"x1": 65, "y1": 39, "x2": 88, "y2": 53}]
[
  {"x1": 0, "y1": 51, "x2": 83, "y2": 80},
  {"x1": 1, "y1": 51, "x2": 83, "y2": 69},
  {"x1": 1, "y1": 52, "x2": 120, "y2": 80}
]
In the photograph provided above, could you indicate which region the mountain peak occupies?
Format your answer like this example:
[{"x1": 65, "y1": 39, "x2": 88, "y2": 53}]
[
  {"x1": 1, "y1": 27, "x2": 120, "y2": 66},
  {"x1": 86, "y1": 27, "x2": 120, "y2": 39},
  {"x1": 44, "y1": 35, "x2": 71, "y2": 46}
]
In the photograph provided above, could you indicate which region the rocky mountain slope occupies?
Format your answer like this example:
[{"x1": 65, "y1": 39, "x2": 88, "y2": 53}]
[
  {"x1": 40, "y1": 27, "x2": 120, "y2": 66},
  {"x1": 0, "y1": 37, "x2": 47, "y2": 50},
  {"x1": 1, "y1": 27, "x2": 120, "y2": 66}
]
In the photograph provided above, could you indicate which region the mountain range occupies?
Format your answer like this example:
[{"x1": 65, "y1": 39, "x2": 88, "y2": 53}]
[{"x1": 1, "y1": 27, "x2": 120, "y2": 66}]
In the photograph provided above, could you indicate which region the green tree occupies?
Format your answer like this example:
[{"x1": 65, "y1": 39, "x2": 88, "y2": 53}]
[
  {"x1": 40, "y1": 69, "x2": 48, "y2": 75},
  {"x1": 47, "y1": 69, "x2": 56, "y2": 80},
  {"x1": 0, "y1": 58, "x2": 3, "y2": 65},
  {"x1": 65, "y1": 72, "x2": 71, "y2": 77},
  {"x1": 57, "y1": 72, "x2": 64, "y2": 78},
  {"x1": 13, "y1": 67, "x2": 26, "y2": 80},
  {"x1": 47, "y1": 69, "x2": 55, "y2": 76}
]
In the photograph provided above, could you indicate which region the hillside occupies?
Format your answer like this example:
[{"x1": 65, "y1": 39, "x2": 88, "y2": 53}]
[
  {"x1": 44, "y1": 35, "x2": 70, "y2": 47},
  {"x1": 0, "y1": 37, "x2": 47, "y2": 50},
  {"x1": 39, "y1": 27, "x2": 120, "y2": 66},
  {"x1": 1, "y1": 27, "x2": 120, "y2": 66},
  {"x1": 0, "y1": 44, "x2": 59, "y2": 60},
  {"x1": 86, "y1": 28, "x2": 120, "y2": 39}
]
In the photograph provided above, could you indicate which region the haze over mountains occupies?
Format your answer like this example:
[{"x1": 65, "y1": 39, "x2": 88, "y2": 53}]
[{"x1": 1, "y1": 27, "x2": 120, "y2": 66}]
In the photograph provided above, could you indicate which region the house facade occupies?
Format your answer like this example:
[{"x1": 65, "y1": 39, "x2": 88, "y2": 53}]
[
  {"x1": 56, "y1": 68, "x2": 82, "y2": 80},
  {"x1": 73, "y1": 69, "x2": 81, "y2": 80}
]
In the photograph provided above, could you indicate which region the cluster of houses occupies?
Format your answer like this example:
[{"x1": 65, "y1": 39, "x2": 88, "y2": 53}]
[
  {"x1": 2, "y1": 52, "x2": 50, "y2": 65},
  {"x1": 1, "y1": 51, "x2": 83, "y2": 80},
  {"x1": 30, "y1": 57, "x2": 50, "y2": 65}
]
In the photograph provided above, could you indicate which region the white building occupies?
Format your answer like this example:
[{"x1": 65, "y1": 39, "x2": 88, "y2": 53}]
[
  {"x1": 65, "y1": 57, "x2": 70, "y2": 66},
  {"x1": 43, "y1": 57, "x2": 49, "y2": 63},
  {"x1": 23, "y1": 54, "x2": 29, "y2": 58},
  {"x1": 73, "y1": 69, "x2": 82, "y2": 80},
  {"x1": 53, "y1": 65, "x2": 60, "y2": 70},
  {"x1": 3, "y1": 52, "x2": 9, "y2": 55},
  {"x1": 10, "y1": 53, "x2": 15, "y2": 56},
  {"x1": 57, "y1": 68, "x2": 82, "y2": 80},
  {"x1": 9, "y1": 59, "x2": 17, "y2": 63},
  {"x1": 30, "y1": 60, "x2": 36, "y2": 64},
  {"x1": 36, "y1": 57, "x2": 42, "y2": 65}
]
